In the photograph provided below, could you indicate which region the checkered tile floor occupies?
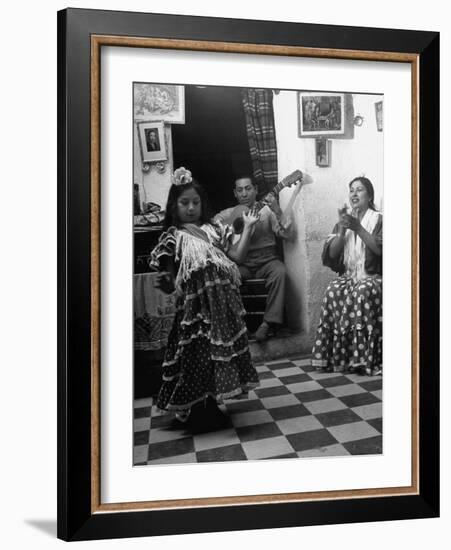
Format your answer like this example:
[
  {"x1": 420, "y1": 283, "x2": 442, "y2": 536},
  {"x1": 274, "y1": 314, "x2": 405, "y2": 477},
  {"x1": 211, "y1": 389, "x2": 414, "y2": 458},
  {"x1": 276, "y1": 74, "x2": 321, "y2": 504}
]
[{"x1": 133, "y1": 356, "x2": 382, "y2": 465}]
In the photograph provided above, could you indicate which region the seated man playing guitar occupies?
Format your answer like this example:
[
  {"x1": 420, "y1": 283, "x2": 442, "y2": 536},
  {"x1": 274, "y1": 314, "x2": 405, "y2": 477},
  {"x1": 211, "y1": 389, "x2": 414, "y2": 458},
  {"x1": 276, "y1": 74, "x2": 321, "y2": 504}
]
[{"x1": 214, "y1": 172, "x2": 305, "y2": 342}]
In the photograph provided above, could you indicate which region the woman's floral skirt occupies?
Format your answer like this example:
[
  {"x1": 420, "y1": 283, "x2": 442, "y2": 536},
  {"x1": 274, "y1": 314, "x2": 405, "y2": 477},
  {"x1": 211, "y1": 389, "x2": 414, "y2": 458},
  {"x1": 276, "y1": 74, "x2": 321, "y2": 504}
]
[{"x1": 311, "y1": 274, "x2": 382, "y2": 375}]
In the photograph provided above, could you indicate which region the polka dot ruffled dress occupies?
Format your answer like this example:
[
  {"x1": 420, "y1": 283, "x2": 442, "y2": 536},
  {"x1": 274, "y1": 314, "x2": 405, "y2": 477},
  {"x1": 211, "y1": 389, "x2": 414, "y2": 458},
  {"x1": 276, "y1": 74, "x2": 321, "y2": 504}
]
[
  {"x1": 150, "y1": 223, "x2": 259, "y2": 414},
  {"x1": 311, "y1": 274, "x2": 382, "y2": 374}
]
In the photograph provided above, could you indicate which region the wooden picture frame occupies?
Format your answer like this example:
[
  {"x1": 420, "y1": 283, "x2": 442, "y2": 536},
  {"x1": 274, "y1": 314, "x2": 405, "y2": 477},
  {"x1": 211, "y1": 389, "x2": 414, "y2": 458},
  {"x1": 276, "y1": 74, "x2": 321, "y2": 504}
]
[
  {"x1": 299, "y1": 92, "x2": 344, "y2": 136},
  {"x1": 134, "y1": 83, "x2": 185, "y2": 123},
  {"x1": 137, "y1": 121, "x2": 167, "y2": 163},
  {"x1": 315, "y1": 138, "x2": 332, "y2": 167},
  {"x1": 57, "y1": 8, "x2": 439, "y2": 541},
  {"x1": 375, "y1": 100, "x2": 384, "y2": 132},
  {"x1": 298, "y1": 91, "x2": 355, "y2": 139}
]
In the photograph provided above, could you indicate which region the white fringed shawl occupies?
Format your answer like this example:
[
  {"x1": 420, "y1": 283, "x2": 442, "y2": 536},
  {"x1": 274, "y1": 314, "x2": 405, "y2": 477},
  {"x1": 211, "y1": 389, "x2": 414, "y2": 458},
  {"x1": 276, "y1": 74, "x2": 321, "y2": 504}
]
[
  {"x1": 343, "y1": 209, "x2": 380, "y2": 281},
  {"x1": 174, "y1": 224, "x2": 241, "y2": 291}
]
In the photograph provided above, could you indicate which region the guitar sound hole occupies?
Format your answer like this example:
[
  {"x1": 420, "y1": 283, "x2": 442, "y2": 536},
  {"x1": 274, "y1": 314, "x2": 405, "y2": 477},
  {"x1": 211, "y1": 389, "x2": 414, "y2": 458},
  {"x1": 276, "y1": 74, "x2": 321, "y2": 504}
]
[{"x1": 233, "y1": 217, "x2": 245, "y2": 234}]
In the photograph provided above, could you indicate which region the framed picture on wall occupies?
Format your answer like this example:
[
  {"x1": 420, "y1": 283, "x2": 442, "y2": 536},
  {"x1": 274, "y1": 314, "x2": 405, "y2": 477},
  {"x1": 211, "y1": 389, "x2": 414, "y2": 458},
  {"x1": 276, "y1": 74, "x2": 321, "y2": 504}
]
[
  {"x1": 297, "y1": 91, "x2": 355, "y2": 138},
  {"x1": 299, "y1": 92, "x2": 344, "y2": 136},
  {"x1": 375, "y1": 100, "x2": 384, "y2": 131},
  {"x1": 315, "y1": 138, "x2": 331, "y2": 167},
  {"x1": 134, "y1": 83, "x2": 185, "y2": 123},
  {"x1": 137, "y1": 121, "x2": 167, "y2": 162},
  {"x1": 58, "y1": 8, "x2": 439, "y2": 542}
]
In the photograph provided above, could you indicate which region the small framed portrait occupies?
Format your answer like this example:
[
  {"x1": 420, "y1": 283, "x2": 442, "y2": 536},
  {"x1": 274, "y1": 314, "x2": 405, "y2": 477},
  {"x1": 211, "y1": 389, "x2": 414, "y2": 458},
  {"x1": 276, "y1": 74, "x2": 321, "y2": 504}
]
[
  {"x1": 315, "y1": 138, "x2": 331, "y2": 167},
  {"x1": 375, "y1": 100, "x2": 383, "y2": 131},
  {"x1": 137, "y1": 121, "x2": 167, "y2": 162}
]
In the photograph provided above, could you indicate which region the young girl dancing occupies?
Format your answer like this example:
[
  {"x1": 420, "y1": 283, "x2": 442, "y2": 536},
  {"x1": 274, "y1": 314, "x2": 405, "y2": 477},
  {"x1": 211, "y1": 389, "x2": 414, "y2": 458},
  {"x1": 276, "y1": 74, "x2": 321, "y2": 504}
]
[{"x1": 149, "y1": 167, "x2": 260, "y2": 433}]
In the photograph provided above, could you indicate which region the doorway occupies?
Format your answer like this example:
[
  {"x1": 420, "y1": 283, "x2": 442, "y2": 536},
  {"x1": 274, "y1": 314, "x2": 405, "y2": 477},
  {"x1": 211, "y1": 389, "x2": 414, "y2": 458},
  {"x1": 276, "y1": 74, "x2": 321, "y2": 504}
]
[{"x1": 171, "y1": 85, "x2": 252, "y2": 214}]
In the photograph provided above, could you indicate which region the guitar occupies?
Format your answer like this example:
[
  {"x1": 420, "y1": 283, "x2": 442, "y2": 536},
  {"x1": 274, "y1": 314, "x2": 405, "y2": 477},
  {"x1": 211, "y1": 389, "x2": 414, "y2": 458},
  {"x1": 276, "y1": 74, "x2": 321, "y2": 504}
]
[{"x1": 225, "y1": 169, "x2": 311, "y2": 233}]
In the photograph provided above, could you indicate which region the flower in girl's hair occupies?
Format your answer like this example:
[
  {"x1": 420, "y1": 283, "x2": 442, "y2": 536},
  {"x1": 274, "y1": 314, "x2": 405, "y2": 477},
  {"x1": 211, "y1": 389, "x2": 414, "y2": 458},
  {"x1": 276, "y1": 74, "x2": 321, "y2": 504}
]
[{"x1": 172, "y1": 167, "x2": 193, "y2": 186}]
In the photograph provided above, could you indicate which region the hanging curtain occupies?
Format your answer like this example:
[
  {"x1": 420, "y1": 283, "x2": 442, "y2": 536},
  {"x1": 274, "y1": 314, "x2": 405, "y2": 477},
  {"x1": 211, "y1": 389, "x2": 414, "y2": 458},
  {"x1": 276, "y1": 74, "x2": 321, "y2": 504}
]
[{"x1": 241, "y1": 88, "x2": 278, "y2": 197}]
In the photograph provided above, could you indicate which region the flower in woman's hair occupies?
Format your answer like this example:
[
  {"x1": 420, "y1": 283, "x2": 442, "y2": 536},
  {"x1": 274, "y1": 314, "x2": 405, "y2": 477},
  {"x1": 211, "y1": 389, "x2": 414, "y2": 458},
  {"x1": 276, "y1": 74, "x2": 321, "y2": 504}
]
[{"x1": 172, "y1": 167, "x2": 193, "y2": 186}]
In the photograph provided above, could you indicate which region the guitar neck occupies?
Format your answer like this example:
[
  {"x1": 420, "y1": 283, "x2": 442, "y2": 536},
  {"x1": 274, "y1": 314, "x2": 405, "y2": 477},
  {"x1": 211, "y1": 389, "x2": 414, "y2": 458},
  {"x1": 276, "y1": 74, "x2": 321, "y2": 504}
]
[
  {"x1": 230, "y1": 170, "x2": 303, "y2": 233},
  {"x1": 255, "y1": 175, "x2": 297, "y2": 211}
]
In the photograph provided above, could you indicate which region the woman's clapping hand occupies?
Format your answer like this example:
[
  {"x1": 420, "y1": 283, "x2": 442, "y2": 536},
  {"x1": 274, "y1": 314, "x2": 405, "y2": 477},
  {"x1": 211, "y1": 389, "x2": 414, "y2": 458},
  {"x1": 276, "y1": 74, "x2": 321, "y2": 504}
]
[
  {"x1": 337, "y1": 205, "x2": 361, "y2": 233},
  {"x1": 341, "y1": 213, "x2": 362, "y2": 232}
]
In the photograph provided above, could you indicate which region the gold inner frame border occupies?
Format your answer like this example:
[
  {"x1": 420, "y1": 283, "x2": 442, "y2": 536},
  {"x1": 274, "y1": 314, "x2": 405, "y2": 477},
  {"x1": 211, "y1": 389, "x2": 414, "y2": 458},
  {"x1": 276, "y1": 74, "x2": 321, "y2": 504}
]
[{"x1": 90, "y1": 34, "x2": 420, "y2": 514}]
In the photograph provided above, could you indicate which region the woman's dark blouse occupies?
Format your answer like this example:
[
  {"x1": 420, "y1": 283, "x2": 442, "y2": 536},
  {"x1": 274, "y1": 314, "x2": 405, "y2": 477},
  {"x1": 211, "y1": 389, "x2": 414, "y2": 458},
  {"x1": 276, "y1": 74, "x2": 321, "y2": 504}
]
[{"x1": 322, "y1": 214, "x2": 383, "y2": 276}]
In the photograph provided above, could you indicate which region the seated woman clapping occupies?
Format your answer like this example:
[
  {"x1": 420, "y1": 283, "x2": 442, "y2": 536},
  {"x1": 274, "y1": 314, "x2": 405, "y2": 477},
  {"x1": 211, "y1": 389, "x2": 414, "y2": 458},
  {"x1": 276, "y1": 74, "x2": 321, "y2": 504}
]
[{"x1": 311, "y1": 177, "x2": 382, "y2": 376}]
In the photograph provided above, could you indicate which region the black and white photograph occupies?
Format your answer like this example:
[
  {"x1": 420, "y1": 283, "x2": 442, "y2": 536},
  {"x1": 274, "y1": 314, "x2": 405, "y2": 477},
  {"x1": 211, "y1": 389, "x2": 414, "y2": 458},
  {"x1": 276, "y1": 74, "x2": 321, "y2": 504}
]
[
  {"x1": 145, "y1": 127, "x2": 161, "y2": 151},
  {"x1": 137, "y1": 121, "x2": 167, "y2": 162},
  {"x1": 316, "y1": 138, "x2": 332, "y2": 167},
  {"x1": 133, "y1": 83, "x2": 384, "y2": 466},
  {"x1": 375, "y1": 100, "x2": 384, "y2": 132},
  {"x1": 134, "y1": 83, "x2": 185, "y2": 123},
  {"x1": 299, "y1": 92, "x2": 345, "y2": 136},
  {"x1": 1, "y1": 0, "x2": 444, "y2": 546}
]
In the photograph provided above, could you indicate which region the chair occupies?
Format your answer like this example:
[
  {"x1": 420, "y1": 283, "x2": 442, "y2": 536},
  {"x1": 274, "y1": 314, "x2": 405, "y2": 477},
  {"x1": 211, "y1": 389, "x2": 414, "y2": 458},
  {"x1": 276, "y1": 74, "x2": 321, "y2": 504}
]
[{"x1": 240, "y1": 278, "x2": 268, "y2": 334}]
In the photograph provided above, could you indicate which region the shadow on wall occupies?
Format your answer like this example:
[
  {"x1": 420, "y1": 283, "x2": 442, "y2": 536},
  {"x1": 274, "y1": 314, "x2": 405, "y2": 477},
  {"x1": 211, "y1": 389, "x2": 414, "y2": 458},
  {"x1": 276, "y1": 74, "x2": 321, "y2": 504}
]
[{"x1": 279, "y1": 186, "x2": 309, "y2": 335}]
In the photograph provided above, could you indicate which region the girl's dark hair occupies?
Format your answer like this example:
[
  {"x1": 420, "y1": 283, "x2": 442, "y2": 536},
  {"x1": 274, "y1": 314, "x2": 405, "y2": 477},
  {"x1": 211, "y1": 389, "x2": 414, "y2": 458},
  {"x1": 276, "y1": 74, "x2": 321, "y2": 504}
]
[
  {"x1": 348, "y1": 176, "x2": 377, "y2": 211},
  {"x1": 162, "y1": 178, "x2": 213, "y2": 229}
]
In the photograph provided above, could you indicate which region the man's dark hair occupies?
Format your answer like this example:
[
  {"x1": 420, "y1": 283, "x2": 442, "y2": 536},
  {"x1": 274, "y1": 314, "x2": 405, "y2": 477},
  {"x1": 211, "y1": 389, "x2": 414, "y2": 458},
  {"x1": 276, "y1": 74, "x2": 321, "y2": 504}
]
[{"x1": 234, "y1": 175, "x2": 257, "y2": 189}]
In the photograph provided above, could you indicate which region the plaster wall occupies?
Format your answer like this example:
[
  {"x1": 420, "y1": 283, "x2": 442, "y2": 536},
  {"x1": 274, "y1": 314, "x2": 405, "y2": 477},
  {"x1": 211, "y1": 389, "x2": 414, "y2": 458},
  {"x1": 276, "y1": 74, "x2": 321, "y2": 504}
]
[
  {"x1": 134, "y1": 123, "x2": 174, "y2": 212},
  {"x1": 134, "y1": 90, "x2": 384, "y2": 355},
  {"x1": 274, "y1": 91, "x2": 383, "y2": 347}
]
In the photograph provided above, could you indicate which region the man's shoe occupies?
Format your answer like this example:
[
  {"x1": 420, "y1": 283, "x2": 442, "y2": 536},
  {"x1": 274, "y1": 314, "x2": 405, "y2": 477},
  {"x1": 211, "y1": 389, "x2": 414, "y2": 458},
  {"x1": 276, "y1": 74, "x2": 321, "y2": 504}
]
[{"x1": 255, "y1": 321, "x2": 270, "y2": 342}]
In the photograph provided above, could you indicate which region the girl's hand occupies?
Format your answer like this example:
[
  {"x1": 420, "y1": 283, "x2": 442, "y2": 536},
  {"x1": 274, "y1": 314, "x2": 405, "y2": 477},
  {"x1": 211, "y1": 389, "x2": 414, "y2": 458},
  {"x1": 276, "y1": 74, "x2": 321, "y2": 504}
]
[
  {"x1": 154, "y1": 272, "x2": 175, "y2": 294},
  {"x1": 242, "y1": 210, "x2": 260, "y2": 232},
  {"x1": 243, "y1": 209, "x2": 259, "y2": 225}
]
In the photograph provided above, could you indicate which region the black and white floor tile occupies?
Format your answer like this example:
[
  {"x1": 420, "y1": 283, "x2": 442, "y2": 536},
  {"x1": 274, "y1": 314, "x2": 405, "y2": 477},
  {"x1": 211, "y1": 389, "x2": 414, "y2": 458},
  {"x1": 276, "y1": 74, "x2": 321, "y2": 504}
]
[{"x1": 133, "y1": 356, "x2": 382, "y2": 465}]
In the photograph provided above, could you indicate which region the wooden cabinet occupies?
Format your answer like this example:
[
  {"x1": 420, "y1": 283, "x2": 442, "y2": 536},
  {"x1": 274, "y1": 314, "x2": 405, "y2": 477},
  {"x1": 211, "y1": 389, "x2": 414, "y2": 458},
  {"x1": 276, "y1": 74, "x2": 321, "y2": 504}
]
[
  {"x1": 134, "y1": 226, "x2": 163, "y2": 273},
  {"x1": 134, "y1": 225, "x2": 173, "y2": 398}
]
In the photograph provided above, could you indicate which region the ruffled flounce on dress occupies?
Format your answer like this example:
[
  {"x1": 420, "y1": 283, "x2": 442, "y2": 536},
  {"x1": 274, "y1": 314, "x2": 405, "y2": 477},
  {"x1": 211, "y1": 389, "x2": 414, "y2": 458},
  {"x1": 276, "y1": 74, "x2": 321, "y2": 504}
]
[
  {"x1": 311, "y1": 274, "x2": 382, "y2": 373},
  {"x1": 311, "y1": 212, "x2": 383, "y2": 375},
  {"x1": 149, "y1": 222, "x2": 259, "y2": 413}
]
